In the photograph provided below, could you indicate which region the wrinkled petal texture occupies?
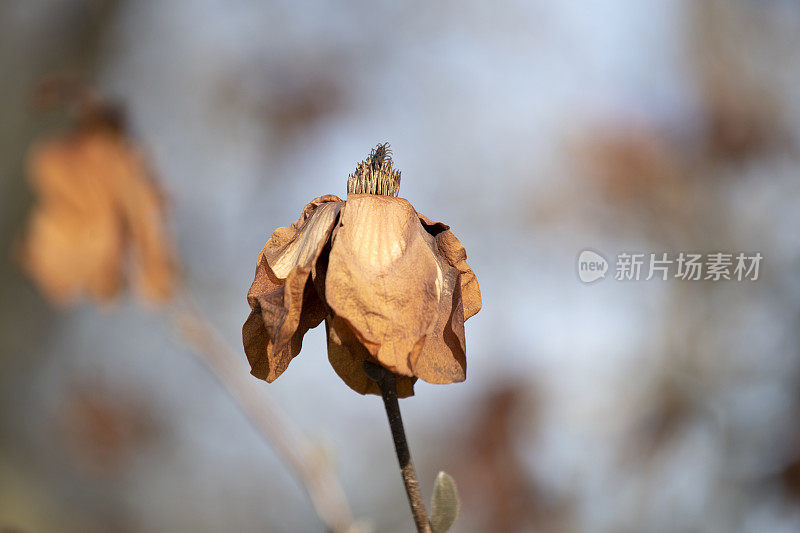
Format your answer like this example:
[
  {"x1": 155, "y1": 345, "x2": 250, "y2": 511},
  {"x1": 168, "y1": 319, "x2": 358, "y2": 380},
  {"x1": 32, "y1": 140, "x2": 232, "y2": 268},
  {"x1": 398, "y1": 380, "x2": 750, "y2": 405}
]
[
  {"x1": 406, "y1": 210, "x2": 483, "y2": 384},
  {"x1": 417, "y1": 212, "x2": 482, "y2": 320},
  {"x1": 409, "y1": 257, "x2": 467, "y2": 384},
  {"x1": 244, "y1": 196, "x2": 343, "y2": 382},
  {"x1": 325, "y1": 194, "x2": 444, "y2": 377},
  {"x1": 325, "y1": 314, "x2": 416, "y2": 398}
]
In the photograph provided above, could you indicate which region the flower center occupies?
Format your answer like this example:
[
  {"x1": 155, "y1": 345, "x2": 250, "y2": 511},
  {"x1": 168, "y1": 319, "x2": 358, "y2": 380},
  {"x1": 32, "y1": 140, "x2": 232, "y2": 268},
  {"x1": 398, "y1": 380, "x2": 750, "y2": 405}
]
[{"x1": 347, "y1": 143, "x2": 401, "y2": 197}]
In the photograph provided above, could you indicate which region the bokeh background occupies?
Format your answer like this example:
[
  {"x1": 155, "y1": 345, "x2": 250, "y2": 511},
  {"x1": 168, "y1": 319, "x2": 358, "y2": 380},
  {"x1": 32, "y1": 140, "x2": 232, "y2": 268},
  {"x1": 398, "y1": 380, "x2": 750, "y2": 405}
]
[{"x1": 2, "y1": 1, "x2": 800, "y2": 532}]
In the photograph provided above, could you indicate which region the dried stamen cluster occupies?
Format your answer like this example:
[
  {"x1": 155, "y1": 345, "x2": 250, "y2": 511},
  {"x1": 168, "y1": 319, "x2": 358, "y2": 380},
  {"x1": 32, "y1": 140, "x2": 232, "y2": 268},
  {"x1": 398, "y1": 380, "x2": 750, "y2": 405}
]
[{"x1": 347, "y1": 142, "x2": 401, "y2": 196}]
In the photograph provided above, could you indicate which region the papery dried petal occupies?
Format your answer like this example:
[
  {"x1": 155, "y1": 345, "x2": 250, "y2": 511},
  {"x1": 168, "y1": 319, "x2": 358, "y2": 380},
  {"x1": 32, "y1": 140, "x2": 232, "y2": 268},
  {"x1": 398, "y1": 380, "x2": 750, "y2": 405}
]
[
  {"x1": 325, "y1": 315, "x2": 416, "y2": 398},
  {"x1": 325, "y1": 194, "x2": 442, "y2": 377},
  {"x1": 417, "y1": 212, "x2": 482, "y2": 320},
  {"x1": 409, "y1": 259, "x2": 467, "y2": 385},
  {"x1": 244, "y1": 197, "x2": 343, "y2": 381}
]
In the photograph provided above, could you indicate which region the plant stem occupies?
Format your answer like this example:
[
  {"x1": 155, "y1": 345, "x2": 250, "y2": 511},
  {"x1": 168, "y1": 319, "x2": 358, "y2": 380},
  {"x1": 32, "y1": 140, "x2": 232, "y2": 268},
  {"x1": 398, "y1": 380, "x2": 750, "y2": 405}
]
[{"x1": 364, "y1": 362, "x2": 431, "y2": 533}]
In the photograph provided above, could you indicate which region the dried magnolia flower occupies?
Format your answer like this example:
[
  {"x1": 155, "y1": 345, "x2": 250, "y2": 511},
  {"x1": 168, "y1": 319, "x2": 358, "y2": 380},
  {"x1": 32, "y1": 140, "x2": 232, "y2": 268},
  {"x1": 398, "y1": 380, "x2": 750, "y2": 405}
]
[
  {"x1": 20, "y1": 100, "x2": 176, "y2": 305},
  {"x1": 243, "y1": 144, "x2": 481, "y2": 397}
]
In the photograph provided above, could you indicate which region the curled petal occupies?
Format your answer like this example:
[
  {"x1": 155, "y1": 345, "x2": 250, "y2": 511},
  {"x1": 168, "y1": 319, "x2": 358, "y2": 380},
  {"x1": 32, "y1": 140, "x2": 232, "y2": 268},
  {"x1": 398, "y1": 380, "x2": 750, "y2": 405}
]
[
  {"x1": 326, "y1": 315, "x2": 416, "y2": 398},
  {"x1": 417, "y1": 212, "x2": 482, "y2": 320},
  {"x1": 245, "y1": 261, "x2": 327, "y2": 381},
  {"x1": 265, "y1": 194, "x2": 343, "y2": 250},
  {"x1": 243, "y1": 197, "x2": 343, "y2": 381},
  {"x1": 325, "y1": 194, "x2": 442, "y2": 376},
  {"x1": 409, "y1": 260, "x2": 467, "y2": 385}
]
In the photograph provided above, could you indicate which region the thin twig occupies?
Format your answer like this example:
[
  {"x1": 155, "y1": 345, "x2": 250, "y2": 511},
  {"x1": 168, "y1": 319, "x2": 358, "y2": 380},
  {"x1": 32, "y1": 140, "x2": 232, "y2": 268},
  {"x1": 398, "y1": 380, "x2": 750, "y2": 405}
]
[
  {"x1": 364, "y1": 361, "x2": 431, "y2": 533},
  {"x1": 170, "y1": 293, "x2": 353, "y2": 533}
]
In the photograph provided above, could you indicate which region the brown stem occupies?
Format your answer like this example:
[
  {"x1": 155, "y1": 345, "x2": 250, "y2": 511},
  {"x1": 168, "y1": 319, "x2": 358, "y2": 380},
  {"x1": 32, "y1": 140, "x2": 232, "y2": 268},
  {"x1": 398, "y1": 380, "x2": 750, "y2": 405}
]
[
  {"x1": 364, "y1": 361, "x2": 431, "y2": 533},
  {"x1": 171, "y1": 293, "x2": 353, "y2": 533}
]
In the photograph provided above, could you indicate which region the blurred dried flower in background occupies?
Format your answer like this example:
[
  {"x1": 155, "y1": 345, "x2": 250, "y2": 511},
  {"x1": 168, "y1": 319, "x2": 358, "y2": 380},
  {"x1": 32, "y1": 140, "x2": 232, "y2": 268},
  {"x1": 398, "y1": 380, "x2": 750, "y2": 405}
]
[
  {"x1": 262, "y1": 65, "x2": 345, "y2": 144},
  {"x1": 19, "y1": 81, "x2": 177, "y2": 305},
  {"x1": 243, "y1": 144, "x2": 481, "y2": 397},
  {"x1": 626, "y1": 368, "x2": 699, "y2": 465},
  {"x1": 690, "y1": 0, "x2": 792, "y2": 162},
  {"x1": 702, "y1": 82, "x2": 785, "y2": 161},
  {"x1": 54, "y1": 383, "x2": 157, "y2": 477},
  {"x1": 780, "y1": 432, "x2": 800, "y2": 501},
  {"x1": 215, "y1": 59, "x2": 347, "y2": 151},
  {"x1": 451, "y1": 383, "x2": 572, "y2": 533},
  {"x1": 575, "y1": 125, "x2": 685, "y2": 208}
]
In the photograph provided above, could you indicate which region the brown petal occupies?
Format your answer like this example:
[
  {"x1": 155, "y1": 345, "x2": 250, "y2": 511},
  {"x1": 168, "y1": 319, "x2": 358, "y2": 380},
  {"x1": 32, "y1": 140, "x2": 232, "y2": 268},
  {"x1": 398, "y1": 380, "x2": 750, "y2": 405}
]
[
  {"x1": 325, "y1": 194, "x2": 442, "y2": 377},
  {"x1": 264, "y1": 194, "x2": 343, "y2": 250},
  {"x1": 325, "y1": 315, "x2": 416, "y2": 398},
  {"x1": 417, "y1": 212, "x2": 482, "y2": 320},
  {"x1": 243, "y1": 197, "x2": 343, "y2": 381},
  {"x1": 409, "y1": 260, "x2": 467, "y2": 385},
  {"x1": 244, "y1": 265, "x2": 327, "y2": 380}
]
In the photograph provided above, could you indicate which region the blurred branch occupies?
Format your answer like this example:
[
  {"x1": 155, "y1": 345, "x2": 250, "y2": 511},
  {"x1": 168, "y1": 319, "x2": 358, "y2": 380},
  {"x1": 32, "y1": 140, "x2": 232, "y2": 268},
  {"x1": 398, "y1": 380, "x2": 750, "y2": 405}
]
[
  {"x1": 16, "y1": 73, "x2": 355, "y2": 531},
  {"x1": 171, "y1": 293, "x2": 353, "y2": 533}
]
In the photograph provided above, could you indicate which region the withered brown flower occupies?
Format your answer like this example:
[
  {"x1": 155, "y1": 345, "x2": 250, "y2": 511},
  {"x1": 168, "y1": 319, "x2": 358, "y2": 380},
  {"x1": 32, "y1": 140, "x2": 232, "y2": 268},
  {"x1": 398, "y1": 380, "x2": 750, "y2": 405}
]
[
  {"x1": 20, "y1": 103, "x2": 176, "y2": 305},
  {"x1": 243, "y1": 144, "x2": 481, "y2": 397}
]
